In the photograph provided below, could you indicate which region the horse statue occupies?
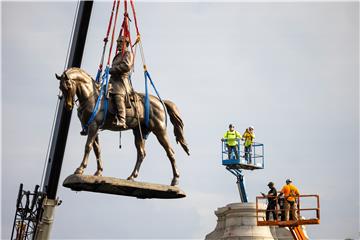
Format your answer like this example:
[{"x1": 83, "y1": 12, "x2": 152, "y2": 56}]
[{"x1": 56, "y1": 67, "x2": 189, "y2": 186}]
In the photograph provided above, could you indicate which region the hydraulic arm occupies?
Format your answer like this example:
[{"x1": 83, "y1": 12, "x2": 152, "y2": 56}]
[
  {"x1": 289, "y1": 226, "x2": 308, "y2": 240},
  {"x1": 226, "y1": 167, "x2": 248, "y2": 203}
]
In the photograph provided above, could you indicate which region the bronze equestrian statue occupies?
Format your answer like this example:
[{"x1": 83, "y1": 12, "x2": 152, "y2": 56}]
[
  {"x1": 56, "y1": 67, "x2": 189, "y2": 186},
  {"x1": 109, "y1": 35, "x2": 133, "y2": 129}
]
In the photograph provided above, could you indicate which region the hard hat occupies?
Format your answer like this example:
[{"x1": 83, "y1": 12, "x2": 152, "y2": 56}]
[
  {"x1": 229, "y1": 124, "x2": 234, "y2": 128},
  {"x1": 267, "y1": 182, "x2": 274, "y2": 187},
  {"x1": 248, "y1": 126, "x2": 254, "y2": 130},
  {"x1": 286, "y1": 179, "x2": 292, "y2": 184}
]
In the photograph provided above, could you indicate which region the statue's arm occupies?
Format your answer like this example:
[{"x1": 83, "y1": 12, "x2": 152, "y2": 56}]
[{"x1": 110, "y1": 52, "x2": 133, "y2": 74}]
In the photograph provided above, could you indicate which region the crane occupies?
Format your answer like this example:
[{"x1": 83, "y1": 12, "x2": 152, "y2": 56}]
[{"x1": 11, "y1": 2, "x2": 93, "y2": 239}]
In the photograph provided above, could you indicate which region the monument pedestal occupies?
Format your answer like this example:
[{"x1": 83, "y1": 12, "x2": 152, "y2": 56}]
[
  {"x1": 62, "y1": 174, "x2": 186, "y2": 199},
  {"x1": 205, "y1": 202, "x2": 295, "y2": 240}
]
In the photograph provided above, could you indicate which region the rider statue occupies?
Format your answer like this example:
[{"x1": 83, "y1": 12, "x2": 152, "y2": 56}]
[{"x1": 109, "y1": 35, "x2": 134, "y2": 129}]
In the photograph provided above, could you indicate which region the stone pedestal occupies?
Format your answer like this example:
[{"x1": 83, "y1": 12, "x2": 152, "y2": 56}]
[
  {"x1": 63, "y1": 174, "x2": 186, "y2": 199},
  {"x1": 205, "y1": 202, "x2": 295, "y2": 240}
]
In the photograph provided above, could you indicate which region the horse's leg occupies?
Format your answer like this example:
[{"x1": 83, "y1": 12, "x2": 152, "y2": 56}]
[
  {"x1": 127, "y1": 129, "x2": 146, "y2": 181},
  {"x1": 154, "y1": 129, "x2": 179, "y2": 186},
  {"x1": 93, "y1": 134, "x2": 103, "y2": 176},
  {"x1": 75, "y1": 125, "x2": 98, "y2": 175}
]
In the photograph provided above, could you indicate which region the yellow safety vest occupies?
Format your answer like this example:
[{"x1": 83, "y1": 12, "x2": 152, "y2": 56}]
[
  {"x1": 243, "y1": 131, "x2": 255, "y2": 147},
  {"x1": 223, "y1": 130, "x2": 242, "y2": 146}
]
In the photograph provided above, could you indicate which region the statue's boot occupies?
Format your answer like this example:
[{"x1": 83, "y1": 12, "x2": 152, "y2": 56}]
[{"x1": 113, "y1": 94, "x2": 127, "y2": 129}]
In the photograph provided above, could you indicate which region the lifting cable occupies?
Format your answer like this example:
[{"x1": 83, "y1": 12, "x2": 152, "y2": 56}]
[
  {"x1": 95, "y1": 0, "x2": 117, "y2": 83},
  {"x1": 83, "y1": 0, "x2": 167, "y2": 133},
  {"x1": 118, "y1": 1, "x2": 135, "y2": 60},
  {"x1": 128, "y1": 0, "x2": 167, "y2": 128},
  {"x1": 101, "y1": 0, "x2": 122, "y2": 127},
  {"x1": 118, "y1": 1, "x2": 145, "y2": 141},
  {"x1": 82, "y1": 0, "x2": 121, "y2": 132}
]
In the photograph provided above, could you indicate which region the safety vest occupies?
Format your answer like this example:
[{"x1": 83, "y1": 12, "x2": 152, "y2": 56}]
[
  {"x1": 223, "y1": 130, "x2": 242, "y2": 147},
  {"x1": 281, "y1": 184, "x2": 300, "y2": 202},
  {"x1": 243, "y1": 130, "x2": 255, "y2": 147}
]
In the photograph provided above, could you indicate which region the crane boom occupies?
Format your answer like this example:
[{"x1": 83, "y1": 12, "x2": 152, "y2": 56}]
[
  {"x1": 35, "y1": 2, "x2": 93, "y2": 239},
  {"x1": 42, "y1": 0, "x2": 93, "y2": 199}
]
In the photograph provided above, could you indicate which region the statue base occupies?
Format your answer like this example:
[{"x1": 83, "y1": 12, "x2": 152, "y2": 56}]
[
  {"x1": 63, "y1": 174, "x2": 186, "y2": 199},
  {"x1": 205, "y1": 202, "x2": 298, "y2": 240}
]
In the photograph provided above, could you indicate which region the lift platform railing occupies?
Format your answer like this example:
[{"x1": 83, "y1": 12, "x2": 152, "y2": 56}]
[
  {"x1": 256, "y1": 194, "x2": 320, "y2": 227},
  {"x1": 221, "y1": 139, "x2": 264, "y2": 169}
]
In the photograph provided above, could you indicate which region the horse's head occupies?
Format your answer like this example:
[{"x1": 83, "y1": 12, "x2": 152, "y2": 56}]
[{"x1": 56, "y1": 72, "x2": 76, "y2": 111}]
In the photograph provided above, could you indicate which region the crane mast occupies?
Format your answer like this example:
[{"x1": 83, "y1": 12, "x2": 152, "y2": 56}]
[
  {"x1": 11, "y1": 2, "x2": 93, "y2": 239},
  {"x1": 36, "y1": 2, "x2": 93, "y2": 238}
]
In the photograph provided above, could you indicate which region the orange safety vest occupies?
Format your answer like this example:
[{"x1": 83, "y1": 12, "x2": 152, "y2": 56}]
[{"x1": 281, "y1": 184, "x2": 300, "y2": 202}]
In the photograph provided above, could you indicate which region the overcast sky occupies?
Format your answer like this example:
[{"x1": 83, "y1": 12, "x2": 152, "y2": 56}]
[{"x1": 1, "y1": 1, "x2": 359, "y2": 239}]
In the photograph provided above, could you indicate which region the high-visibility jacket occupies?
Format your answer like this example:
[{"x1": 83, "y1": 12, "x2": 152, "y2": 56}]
[
  {"x1": 242, "y1": 130, "x2": 255, "y2": 147},
  {"x1": 223, "y1": 130, "x2": 242, "y2": 146},
  {"x1": 281, "y1": 184, "x2": 300, "y2": 202}
]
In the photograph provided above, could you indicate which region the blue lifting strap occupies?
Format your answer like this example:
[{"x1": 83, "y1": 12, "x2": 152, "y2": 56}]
[
  {"x1": 95, "y1": 67, "x2": 102, "y2": 83},
  {"x1": 82, "y1": 66, "x2": 110, "y2": 131},
  {"x1": 100, "y1": 66, "x2": 110, "y2": 127},
  {"x1": 144, "y1": 70, "x2": 167, "y2": 128}
]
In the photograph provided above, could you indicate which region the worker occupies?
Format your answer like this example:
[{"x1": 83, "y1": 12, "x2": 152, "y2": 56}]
[
  {"x1": 261, "y1": 181, "x2": 278, "y2": 221},
  {"x1": 279, "y1": 179, "x2": 300, "y2": 221},
  {"x1": 242, "y1": 126, "x2": 255, "y2": 163},
  {"x1": 222, "y1": 124, "x2": 242, "y2": 160},
  {"x1": 278, "y1": 195, "x2": 286, "y2": 221},
  {"x1": 109, "y1": 35, "x2": 134, "y2": 129}
]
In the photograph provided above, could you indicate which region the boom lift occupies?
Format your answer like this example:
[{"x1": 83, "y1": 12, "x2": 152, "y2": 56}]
[
  {"x1": 221, "y1": 139, "x2": 264, "y2": 202},
  {"x1": 221, "y1": 136, "x2": 320, "y2": 240},
  {"x1": 256, "y1": 194, "x2": 320, "y2": 240}
]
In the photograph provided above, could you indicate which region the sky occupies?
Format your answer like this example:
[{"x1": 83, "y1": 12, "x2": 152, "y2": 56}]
[{"x1": 1, "y1": 1, "x2": 359, "y2": 239}]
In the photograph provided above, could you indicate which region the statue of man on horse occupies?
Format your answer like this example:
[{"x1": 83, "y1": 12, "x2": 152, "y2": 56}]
[
  {"x1": 55, "y1": 64, "x2": 189, "y2": 186},
  {"x1": 109, "y1": 35, "x2": 133, "y2": 129},
  {"x1": 54, "y1": 1, "x2": 189, "y2": 187}
]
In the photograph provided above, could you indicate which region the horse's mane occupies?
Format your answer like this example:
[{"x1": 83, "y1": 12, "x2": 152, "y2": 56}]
[
  {"x1": 65, "y1": 68, "x2": 96, "y2": 83},
  {"x1": 65, "y1": 67, "x2": 100, "y2": 89}
]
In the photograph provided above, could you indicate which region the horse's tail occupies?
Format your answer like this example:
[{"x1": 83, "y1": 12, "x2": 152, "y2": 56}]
[{"x1": 164, "y1": 100, "x2": 190, "y2": 156}]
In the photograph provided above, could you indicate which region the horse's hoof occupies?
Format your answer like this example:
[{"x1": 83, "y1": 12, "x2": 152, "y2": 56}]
[
  {"x1": 80, "y1": 129, "x2": 88, "y2": 136},
  {"x1": 171, "y1": 178, "x2": 179, "y2": 186},
  {"x1": 74, "y1": 168, "x2": 84, "y2": 175},
  {"x1": 127, "y1": 176, "x2": 134, "y2": 182},
  {"x1": 94, "y1": 171, "x2": 102, "y2": 177}
]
